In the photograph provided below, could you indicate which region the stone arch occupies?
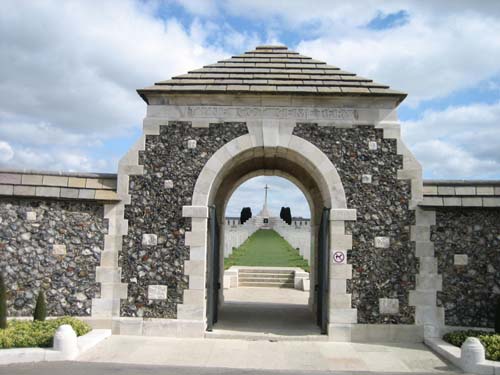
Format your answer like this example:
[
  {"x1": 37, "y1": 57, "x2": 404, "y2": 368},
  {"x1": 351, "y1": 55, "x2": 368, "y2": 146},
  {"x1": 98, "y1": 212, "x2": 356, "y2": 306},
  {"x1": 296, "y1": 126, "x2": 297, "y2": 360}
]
[
  {"x1": 182, "y1": 126, "x2": 358, "y2": 339},
  {"x1": 191, "y1": 133, "x2": 347, "y2": 210}
]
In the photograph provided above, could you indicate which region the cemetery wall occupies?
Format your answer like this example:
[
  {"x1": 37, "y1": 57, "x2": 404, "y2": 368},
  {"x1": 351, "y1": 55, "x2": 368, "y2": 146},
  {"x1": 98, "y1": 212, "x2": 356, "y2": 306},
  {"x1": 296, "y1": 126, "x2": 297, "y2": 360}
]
[
  {"x1": 432, "y1": 207, "x2": 500, "y2": 328},
  {"x1": 0, "y1": 197, "x2": 106, "y2": 316}
]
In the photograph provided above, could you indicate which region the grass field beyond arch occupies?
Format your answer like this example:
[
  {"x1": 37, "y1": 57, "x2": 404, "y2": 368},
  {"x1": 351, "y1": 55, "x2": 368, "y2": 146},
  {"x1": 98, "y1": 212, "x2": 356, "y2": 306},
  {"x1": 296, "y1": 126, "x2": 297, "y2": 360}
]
[{"x1": 224, "y1": 229, "x2": 309, "y2": 271}]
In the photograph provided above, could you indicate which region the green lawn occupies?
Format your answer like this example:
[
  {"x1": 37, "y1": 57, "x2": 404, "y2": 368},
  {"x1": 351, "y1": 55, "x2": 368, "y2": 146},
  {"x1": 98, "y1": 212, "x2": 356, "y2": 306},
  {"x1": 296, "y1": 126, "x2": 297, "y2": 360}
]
[{"x1": 224, "y1": 229, "x2": 309, "y2": 271}]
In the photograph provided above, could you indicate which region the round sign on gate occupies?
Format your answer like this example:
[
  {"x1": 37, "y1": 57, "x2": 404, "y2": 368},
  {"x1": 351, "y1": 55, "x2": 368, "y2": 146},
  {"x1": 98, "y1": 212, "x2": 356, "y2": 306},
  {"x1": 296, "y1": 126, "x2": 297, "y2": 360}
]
[{"x1": 333, "y1": 251, "x2": 345, "y2": 264}]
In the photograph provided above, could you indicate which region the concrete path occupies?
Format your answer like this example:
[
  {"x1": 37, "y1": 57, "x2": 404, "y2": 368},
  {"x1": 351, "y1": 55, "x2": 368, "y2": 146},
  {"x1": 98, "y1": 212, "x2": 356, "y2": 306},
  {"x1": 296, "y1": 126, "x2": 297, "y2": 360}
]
[
  {"x1": 77, "y1": 335, "x2": 458, "y2": 373},
  {"x1": 213, "y1": 287, "x2": 320, "y2": 339},
  {"x1": 223, "y1": 286, "x2": 310, "y2": 304},
  {"x1": 71, "y1": 289, "x2": 459, "y2": 373}
]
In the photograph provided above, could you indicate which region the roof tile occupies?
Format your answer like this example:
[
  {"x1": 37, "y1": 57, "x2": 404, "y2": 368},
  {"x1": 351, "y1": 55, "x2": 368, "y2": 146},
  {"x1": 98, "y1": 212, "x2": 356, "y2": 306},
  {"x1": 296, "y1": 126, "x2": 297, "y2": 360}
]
[{"x1": 137, "y1": 45, "x2": 406, "y2": 101}]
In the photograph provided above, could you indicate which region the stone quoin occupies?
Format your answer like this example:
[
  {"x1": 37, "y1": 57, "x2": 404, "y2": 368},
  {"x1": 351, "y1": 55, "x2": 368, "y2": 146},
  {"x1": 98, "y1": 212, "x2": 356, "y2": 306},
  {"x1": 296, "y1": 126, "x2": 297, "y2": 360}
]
[{"x1": 0, "y1": 45, "x2": 499, "y2": 342}]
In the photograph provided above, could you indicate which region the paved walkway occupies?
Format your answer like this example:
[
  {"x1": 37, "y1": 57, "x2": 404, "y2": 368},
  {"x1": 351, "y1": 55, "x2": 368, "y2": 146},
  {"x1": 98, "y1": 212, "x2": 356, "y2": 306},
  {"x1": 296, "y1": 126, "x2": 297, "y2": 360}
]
[
  {"x1": 78, "y1": 336, "x2": 458, "y2": 372},
  {"x1": 212, "y1": 287, "x2": 320, "y2": 339},
  {"x1": 77, "y1": 289, "x2": 458, "y2": 372},
  {"x1": 223, "y1": 286, "x2": 310, "y2": 304}
]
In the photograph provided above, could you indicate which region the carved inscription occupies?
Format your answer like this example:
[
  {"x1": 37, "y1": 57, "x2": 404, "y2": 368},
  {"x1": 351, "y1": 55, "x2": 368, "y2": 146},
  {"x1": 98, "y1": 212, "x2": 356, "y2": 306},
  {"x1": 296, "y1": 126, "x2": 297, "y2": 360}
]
[{"x1": 182, "y1": 106, "x2": 357, "y2": 121}]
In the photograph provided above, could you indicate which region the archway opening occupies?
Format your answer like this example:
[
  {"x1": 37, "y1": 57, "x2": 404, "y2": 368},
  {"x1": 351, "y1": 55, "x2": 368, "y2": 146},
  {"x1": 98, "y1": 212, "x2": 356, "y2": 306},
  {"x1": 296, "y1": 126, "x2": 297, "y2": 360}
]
[
  {"x1": 200, "y1": 143, "x2": 336, "y2": 338},
  {"x1": 216, "y1": 175, "x2": 316, "y2": 337}
]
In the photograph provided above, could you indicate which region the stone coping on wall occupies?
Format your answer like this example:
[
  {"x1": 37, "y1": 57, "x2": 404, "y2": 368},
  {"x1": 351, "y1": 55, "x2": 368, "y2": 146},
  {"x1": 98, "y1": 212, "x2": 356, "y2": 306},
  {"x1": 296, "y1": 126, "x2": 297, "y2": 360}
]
[
  {"x1": 422, "y1": 180, "x2": 500, "y2": 207},
  {"x1": 2, "y1": 170, "x2": 500, "y2": 207},
  {"x1": 0, "y1": 170, "x2": 119, "y2": 201}
]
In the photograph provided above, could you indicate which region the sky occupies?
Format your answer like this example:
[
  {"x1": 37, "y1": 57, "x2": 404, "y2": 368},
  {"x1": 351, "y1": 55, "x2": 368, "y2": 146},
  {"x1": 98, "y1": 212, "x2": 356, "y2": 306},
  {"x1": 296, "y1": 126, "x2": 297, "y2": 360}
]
[{"x1": 1, "y1": 1, "x2": 500, "y2": 218}]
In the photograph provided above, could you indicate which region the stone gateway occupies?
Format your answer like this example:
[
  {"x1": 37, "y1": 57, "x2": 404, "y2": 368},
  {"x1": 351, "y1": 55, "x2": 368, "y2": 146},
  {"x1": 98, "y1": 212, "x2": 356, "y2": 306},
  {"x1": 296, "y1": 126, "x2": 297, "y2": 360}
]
[{"x1": 0, "y1": 45, "x2": 499, "y2": 342}]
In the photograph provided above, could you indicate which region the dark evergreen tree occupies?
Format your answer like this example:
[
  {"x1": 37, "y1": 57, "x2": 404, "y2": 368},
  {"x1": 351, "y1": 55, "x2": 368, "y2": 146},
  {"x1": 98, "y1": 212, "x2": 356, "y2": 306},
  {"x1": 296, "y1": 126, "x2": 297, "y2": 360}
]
[
  {"x1": 33, "y1": 290, "x2": 47, "y2": 322},
  {"x1": 239, "y1": 208, "x2": 246, "y2": 224},
  {"x1": 0, "y1": 273, "x2": 6, "y2": 329},
  {"x1": 495, "y1": 296, "x2": 500, "y2": 333},
  {"x1": 240, "y1": 207, "x2": 253, "y2": 224},
  {"x1": 284, "y1": 207, "x2": 292, "y2": 225},
  {"x1": 280, "y1": 207, "x2": 285, "y2": 220}
]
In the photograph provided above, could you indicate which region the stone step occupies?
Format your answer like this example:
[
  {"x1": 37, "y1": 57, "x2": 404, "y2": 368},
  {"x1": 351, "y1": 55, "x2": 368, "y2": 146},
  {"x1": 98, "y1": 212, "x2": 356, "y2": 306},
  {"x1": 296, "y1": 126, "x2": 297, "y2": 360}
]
[
  {"x1": 239, "y1": 279, "x2": 293, "y2": 285},
  {"x1": 238, "y1": 281, "x2": 295, "y2": 288},
  {"x1": 205, "y1": 331, "x2": 327, "y2": 341},
  {"x1": 239, "y1": 275, "x2": 294, "y2": 280},
  {"x1": 238, "y1": 273, "x2": 294, "y2": 280},
  {"x1": 238, "y1": 269, "x2": 294, "y2": 275}
]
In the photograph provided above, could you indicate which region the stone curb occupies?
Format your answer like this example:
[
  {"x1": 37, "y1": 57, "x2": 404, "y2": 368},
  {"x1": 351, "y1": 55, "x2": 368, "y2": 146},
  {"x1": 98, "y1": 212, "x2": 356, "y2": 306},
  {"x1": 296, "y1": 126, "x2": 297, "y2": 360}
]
[
  {"x1": 425, "y1": 337, "x2": 500, "y2": 375},
  {"x1": 0, "y1": 328, "x2": 111, "y2": 365}
]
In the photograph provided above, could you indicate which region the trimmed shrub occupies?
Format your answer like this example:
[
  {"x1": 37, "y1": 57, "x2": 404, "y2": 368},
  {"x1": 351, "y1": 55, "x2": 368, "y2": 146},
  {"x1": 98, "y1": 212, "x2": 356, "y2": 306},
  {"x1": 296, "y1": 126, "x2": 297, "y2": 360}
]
[
  {"x1": 481, "y1": 335, "x2": 500, "y2": 361},
  {"x1": 33, "y1": 290, "x2": 47, "y2": 322},
  {"x1": 443, "y1": 330, "x2": 500, "y2": 361},
  {"x1": 0, "y1": 317, "x2": 91, "y2": 349},
  {"x1": 0, "y1": 273, "x2": 6, "y2": 329},
  {"x1": 283, "y1": 207, "x2": 292, "y2": 225}
]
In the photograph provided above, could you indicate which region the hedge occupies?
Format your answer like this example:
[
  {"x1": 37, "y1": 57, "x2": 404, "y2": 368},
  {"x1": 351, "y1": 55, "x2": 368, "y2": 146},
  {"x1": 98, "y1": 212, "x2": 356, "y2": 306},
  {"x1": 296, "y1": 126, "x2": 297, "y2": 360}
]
[
  {"x1": 443, "y1": 330, "x2": 500, "y2": 361},
  {"x1": 0, "y1": 317, "x2": 91, "y2": 349}
]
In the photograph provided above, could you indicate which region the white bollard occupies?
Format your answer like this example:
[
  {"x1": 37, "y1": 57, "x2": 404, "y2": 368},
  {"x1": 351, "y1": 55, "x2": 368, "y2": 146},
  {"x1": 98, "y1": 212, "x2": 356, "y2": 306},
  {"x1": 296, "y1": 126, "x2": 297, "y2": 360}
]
[
  {"x1": 461, "y1": 337, "x2": 485, "y2": 373},
  {"x1": 53, "y1": 324, "x2": 79, "y2": 359}
]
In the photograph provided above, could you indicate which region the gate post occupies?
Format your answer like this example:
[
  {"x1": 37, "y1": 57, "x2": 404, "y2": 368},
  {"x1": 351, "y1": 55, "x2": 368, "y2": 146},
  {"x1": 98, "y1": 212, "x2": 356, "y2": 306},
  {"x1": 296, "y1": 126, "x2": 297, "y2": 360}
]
[
  {"x1": 328, "y1": 208, "x2": 357, "y2": 341},
  {"x1": 180, "y1": 205, "x2": 209, "y2": 334}
]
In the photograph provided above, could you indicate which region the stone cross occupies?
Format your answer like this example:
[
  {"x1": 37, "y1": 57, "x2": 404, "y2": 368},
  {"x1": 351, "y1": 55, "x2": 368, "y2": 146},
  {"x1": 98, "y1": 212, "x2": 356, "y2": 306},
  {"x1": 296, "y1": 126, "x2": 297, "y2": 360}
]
[{"x1": 264, "y1": 184, "x2": 269, "y2": 207}]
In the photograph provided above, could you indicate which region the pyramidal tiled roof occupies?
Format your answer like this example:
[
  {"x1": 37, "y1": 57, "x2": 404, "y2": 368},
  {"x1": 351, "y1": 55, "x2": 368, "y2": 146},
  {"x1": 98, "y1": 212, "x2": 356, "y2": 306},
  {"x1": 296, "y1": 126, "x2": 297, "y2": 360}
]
[{"x1": 138, "y1": 45, "x2": 406, "y2": 102}]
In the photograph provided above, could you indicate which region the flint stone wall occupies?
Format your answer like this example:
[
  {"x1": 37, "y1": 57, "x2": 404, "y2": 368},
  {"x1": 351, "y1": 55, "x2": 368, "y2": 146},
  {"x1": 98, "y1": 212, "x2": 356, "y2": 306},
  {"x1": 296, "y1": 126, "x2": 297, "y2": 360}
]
[
  {"x1": 0, "y1": 198, "x2": 105, "y2": 316},
  {"x1": 121, "y1": 122, "x2": 247, "y2": 318},
  {"x1": 433, "y1": 207, "x2": 500, "y2": 328},
  {"x1": 293, "y1": 124, "x2": 416, "y2": 324}
]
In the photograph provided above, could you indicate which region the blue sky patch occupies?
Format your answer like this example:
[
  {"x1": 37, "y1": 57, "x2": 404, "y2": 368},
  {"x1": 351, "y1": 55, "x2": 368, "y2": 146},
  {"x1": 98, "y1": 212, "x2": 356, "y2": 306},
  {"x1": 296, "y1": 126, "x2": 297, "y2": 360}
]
[{"x1": 366, "y1": 10, "x2": 410, "y2": 30}]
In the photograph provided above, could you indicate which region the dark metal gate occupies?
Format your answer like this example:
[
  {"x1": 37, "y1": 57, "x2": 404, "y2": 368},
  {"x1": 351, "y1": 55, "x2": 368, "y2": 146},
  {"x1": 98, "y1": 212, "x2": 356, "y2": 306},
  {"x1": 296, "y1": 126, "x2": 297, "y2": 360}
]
[
  {"x1": 206, "y1": 206, "x2": 220, "y2": 331},
  {"x1": 316, "y1": 207, "x2": 330, "y2": 334}
]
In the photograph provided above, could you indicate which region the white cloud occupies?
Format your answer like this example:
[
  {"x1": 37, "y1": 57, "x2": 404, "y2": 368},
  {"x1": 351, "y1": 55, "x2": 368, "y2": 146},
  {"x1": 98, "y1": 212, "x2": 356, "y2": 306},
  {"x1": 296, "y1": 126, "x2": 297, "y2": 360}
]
[
  {"x1": 173, "y1": 1, "x2": 500, "y2": 105},
  {"x1": 296, "y1": 8, "x2": 500, "y2": 105},
  {"x1": 0, "y1": 145, "x2": 109, "y2": 173},
  {"x1": 0, "y1": 141, "x2": 14, "y2": 163},
  {"x1": 402, "y1": 101, "x2": 500, "y2": 178},
  {"x1": 0, "y1": 0, "x2": 229, "y2": 172},
  {"x1": 1, "y1": 0, "x2": 500, "y2": 181}
]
